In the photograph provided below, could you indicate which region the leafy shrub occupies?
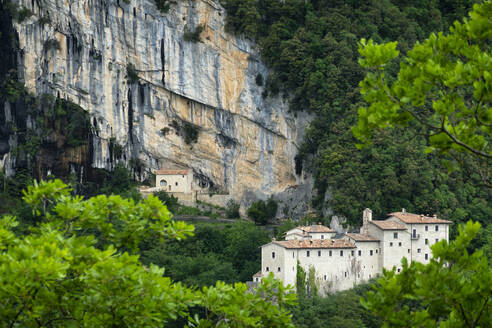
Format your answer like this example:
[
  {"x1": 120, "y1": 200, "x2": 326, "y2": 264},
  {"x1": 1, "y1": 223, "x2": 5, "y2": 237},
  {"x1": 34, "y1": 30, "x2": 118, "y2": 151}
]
[
  {"x1": 160, "y1": 127, "x2": 171, "y2": 136},
  {"x1": 16, "y1": 7, "x2": 32, "y2": 22},
  {"x1": 154, "y1": 0, "x2": 172, "y2": 13},
  {"x1": 247, "y1": 197, "x2": 277, "y2": 225},
  {"x1": 183, "y1": 122, "x2": 199, "y2": 144},
  {"x1": 109, "y1": 137, "x2": 124, "y2": 159},
  {"x1": 183, "y1": 25, "x2": 204, "y2": 42},
  {"x1": 38, "y1": 16, "x2": 51, "y2": 26},
  {"x1": 154, "y1": 190, "x2": 179, "y2": 214},
  {"x1": 44, "y1": 38, "x2": 60, "y2": 51},
  {"x1": 126, "y1": 63, "x2": 139, "y2": 84},
  {"x1": 225, "y1": 199, "x2": 240, "y2": 219}
]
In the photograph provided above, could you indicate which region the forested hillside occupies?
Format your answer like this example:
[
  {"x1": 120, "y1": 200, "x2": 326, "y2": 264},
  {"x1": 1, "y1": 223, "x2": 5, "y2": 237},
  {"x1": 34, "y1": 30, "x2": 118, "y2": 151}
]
[{"x1": 220, "y1": 0, "x2": 491, "y2": 233}]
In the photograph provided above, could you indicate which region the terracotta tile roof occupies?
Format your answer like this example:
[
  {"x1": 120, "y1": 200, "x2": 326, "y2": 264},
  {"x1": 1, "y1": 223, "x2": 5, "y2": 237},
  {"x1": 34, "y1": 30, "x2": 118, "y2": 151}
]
[
  {"x1": 253, "y1": 271, "x2": 263, "y2": 277},
  {"x1": 388, "y1": 212, "x2": 452, "y2": 224},
  {"x1": 345, "y1": 233, "x2": 380, "y2": 242},
  {"x1": 271, "y1": 239, "x2": 355, "y2": 249},
  {"x1": 370, "y1": 220, "x2": 407, "y2": 230},
  {"x1": 298, "y1": 224, "x2": 335, "y2": 233},
  {"x1": 155, "y1": 169, "x2": 190, "y2": 175}
]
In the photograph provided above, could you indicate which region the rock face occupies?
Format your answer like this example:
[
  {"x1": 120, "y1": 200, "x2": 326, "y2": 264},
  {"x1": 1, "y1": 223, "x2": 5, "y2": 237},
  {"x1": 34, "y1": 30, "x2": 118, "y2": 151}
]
[{"x1": 10, "y1": 0, "x2": 311, "y2": 212}]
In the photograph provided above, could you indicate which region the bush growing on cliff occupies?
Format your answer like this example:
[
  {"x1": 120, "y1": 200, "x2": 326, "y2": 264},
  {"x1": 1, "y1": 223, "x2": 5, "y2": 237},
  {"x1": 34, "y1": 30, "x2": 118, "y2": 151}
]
[
  {"x1": 247, "y1": 197, "x2": 278, "y2": 225},
  {"x1": 183, "y1": 25, "x2": 204, "y2": 42},
  {"x1": 44, "y1": 38, "x2": 60, "y2": 51},
  {"x1": 126, "y1": 63, "x2": 139, "y2": 84},
  {"x1": 155, "y1": 0, "x2": 172, "y2": 13}
]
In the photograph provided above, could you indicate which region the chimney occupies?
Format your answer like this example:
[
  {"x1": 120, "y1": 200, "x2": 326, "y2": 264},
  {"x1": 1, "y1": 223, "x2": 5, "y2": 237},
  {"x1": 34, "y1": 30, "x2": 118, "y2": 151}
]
[
  {"x1": 272, "y1": 237, "x2": 276, "y2": 241},
  {"x1": 363, "y1": 208, "x2": 372, "y2": 223},
  {"x1": 361, "y1": 208, "x2": 372, "y2": 235},
  {"x1": 402, "y1": 208, "x2": 406, "y2": 213}
]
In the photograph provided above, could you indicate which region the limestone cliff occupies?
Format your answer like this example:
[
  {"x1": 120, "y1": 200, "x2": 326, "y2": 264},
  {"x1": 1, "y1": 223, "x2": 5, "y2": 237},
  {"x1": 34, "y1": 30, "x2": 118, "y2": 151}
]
[{"x1": 5, "y1": 0, "x2": 312, "y2": 213}]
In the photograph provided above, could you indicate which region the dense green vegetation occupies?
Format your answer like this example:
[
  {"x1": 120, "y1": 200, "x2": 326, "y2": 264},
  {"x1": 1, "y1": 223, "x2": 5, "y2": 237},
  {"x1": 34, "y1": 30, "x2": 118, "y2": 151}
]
[
  {"x1": 220, "y1": 0, "x2": 491, "y2": 233},
  {"x1": 291, "y1": 283, "x2": 381, "y2": 328},
  {"x1": 0, "y1": 180, "x2": 296, "y2": 327},
  {"x1": 140, "y1": 220, "x2": 270, "y2": 284},
  {"x1": 247, "y1": 197, "x2": 278, "y2": 225}
]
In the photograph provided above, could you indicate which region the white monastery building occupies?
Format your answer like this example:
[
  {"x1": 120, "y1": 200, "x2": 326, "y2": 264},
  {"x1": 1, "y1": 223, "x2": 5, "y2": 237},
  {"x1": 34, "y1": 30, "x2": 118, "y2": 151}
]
[
  {"x1": 155, "y1": 169, "x2": 193, "y2": 193},
  {"x1": 255, "y1": 209, "x2": 451, "y2": 294}
]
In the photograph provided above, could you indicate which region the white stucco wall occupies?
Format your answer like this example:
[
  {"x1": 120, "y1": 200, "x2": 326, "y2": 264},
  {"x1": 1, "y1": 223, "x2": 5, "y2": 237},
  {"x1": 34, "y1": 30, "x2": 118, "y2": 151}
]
[
  {"x1": 387, "y1": 217, "x2": 450, "y2": 264},
  {"x1": 156, "y1": 172, "x2": 192, "y2": 193},
  {"x1": 308, "y1": 232, "x2": 336, "y2": 240}
]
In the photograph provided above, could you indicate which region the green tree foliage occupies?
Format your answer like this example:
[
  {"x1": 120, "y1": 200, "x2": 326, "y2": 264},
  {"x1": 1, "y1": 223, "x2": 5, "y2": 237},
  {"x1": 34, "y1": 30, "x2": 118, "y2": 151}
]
[
  {"x1": 362, "y1": 221, "x2": 492, "y2": 327},
  {"x1": 247, "y1": 198, "x2": 278, "y2": 225},
  {"x1": 183, "y1": 25, "x2": 204, "y2": 42},
  {"x1": 140, "y1": 221, "x2": 270, "y2": 285},
  {"x1": 296, "y1": 261, "x2": 307, "y2": 298},
  {"x1": 353, "y1": 1, "x2": 492, "y2": 186},
  {"x1": 0, "y1": 180, "x2": 296, "y2": 327},
  {"x1": 307, "y1": 266, "x2": 319, "y2": 296},
  {"x1": 155, "y1": 190, "x2": 180, "y2": 213},
  {"x1": 290, "y1": 282, "x2": 381, "y2": 328},
  {"x1": 225, "y1": 199, "x2": 240, "y2": 219}
]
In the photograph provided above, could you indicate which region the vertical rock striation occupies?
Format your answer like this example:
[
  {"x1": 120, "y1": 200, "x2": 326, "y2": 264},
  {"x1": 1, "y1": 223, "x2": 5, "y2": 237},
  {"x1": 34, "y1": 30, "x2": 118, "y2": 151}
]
[{"x1": 9, "y1": 0, "x2": 312, "y2": 211}]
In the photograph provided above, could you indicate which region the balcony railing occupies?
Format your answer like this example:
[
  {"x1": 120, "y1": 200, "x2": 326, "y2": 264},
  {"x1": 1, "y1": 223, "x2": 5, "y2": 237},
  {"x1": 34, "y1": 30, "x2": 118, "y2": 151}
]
[{"x1": 411, "y1": 233, "x2": 420, "y2": 240}]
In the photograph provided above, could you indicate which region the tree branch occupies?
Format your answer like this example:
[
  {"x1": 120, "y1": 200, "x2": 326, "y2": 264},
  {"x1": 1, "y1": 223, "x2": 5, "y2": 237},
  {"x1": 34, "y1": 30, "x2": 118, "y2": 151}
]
[{"x1": 440, "y1": 121, "x2": 492, "y2": 159}]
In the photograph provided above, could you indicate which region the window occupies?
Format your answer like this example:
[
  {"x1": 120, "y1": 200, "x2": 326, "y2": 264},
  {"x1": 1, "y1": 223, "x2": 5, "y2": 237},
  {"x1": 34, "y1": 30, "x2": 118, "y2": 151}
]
[
  {"x1": 272, "y1": 252, "x2": 275, "y2": 259},
  {"x1": 425, "y1": 254, "x2": 428, "y2": 260},
  {"x1": 293, "y1": 266, "x2": 295, "y2": 271},
  {"x1": 293, "y1": 252, "x2": 295, "y2": 258},
  {"x1": 394, "y1": 232, "x2": 398, "y2": 239},
  {"x1": 376, "y1": 249, "x2": 379, "y2": 253},
  {"x1": 397, "y1": 268, "x2": 401, "y2": 273},
  {"x1": 370, "y1": 250, "x2": 373, "y2": 256},
  {"x1": 160, "y1": 179, "x2": 167, "y2": 187},
  {"x1": 324, "y1": 275, "x2": 327, "y2": 281},
  {"x1": 435, "y1": 238, "x2": 439, "y2": 243},
  {"x1": 358, "y1": 250, "x2": 362, "y2": 256},
  {"x1": 398, "y1": 242, "x2": 402, "y2": 247},
  {"x1": 425, "y1": 225, "x2": 428, "y2": 231},
  {"x1": 417, "y1": 248, "x2": 421, "y2": 253},
  {"x1": 390, "y1": 242, "x2": 393, "y2": 247},
  {"x1": 321, "y1": 235, "x2": 324, "y2": 239},
  {"x1": 318, "y1": 251, "x2": 321, "y2": 257},
  {"x1": 266, "y1": 267, "x2": 269, "y2": 272},
  {"x1": 435, "y1": 225, "x2": 439, "y2": 231},
  {"x1": 412, "y1": 229, "x2": 417, "y2": 238},
  {"x1": 306, "y1": 251, "x2": 310, "y2": 257},
  {"x1": 175, "y1": 182, "x2": 178, "y2": 186},
  {"x1": 278, "y1": 267, "x2": 281, "y2": 272},
  {"x1": 351, "y1": 250, "x2": 354, "y2": 256},
  {"x1": 344, "y1": 272, "x2": 347, "y2": 278},
  {"x1": 408, "y1": 249, "x2": 411, "y2": 253},
  {"x1": 329, "y1": 250, "x2": 332, "y2": 256},
  {"x1": 340, "y1": 250, "x2": 343, "y2": 257},
  {"x1": 358, "y1": 273, "x2": 360, "y2": 278},
  {"x1": 425, "y1": 239, "x2": 428, "y2": 245},
  {"x1": 256, "y1": 277, "x2": 259, "y2": 282}
]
